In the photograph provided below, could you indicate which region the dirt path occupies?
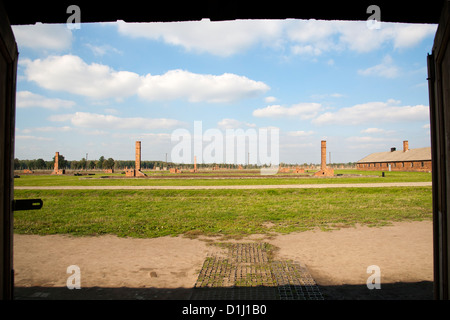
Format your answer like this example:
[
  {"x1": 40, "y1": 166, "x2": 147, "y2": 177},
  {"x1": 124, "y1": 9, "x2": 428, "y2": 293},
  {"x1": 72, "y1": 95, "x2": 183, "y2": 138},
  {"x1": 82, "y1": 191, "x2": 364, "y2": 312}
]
[
  {"x1": 14, "y1": 181, "x2": 432, "y2": 190},
  {"x1": 13, "y1": 220, "x2": 433, "y2": 300}
]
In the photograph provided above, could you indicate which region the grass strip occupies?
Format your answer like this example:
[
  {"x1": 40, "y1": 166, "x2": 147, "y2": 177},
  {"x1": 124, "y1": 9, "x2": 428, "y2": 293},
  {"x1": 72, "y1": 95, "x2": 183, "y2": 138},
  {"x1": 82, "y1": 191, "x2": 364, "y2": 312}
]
[
  {"x1": 13, "y1": 170, "x2": 432, "y2": 187},
  {"x1": 13, "y1": 187, "x2": 432, "y2": 239}
]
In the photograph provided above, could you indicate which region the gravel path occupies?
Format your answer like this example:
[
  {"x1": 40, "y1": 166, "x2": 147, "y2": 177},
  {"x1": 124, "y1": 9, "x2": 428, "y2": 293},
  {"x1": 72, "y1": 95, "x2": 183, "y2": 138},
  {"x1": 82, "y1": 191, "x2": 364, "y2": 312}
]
[{"x1": 14, "y1": 182, "x2": 432, "y2": 190}]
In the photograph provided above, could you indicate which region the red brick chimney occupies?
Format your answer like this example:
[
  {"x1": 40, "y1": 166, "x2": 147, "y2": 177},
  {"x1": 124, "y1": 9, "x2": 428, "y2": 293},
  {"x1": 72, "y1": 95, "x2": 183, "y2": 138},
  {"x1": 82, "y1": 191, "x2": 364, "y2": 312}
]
[
  {"x1": 321, "y1": 140, "x2": 326, "y2": 170},
  {"x1": 314, "y1": 140, "x2": 334, "y2": 177},
  {"x1": 135, "y1": 141, "x2": 141, "y2": 171},
  {"x1": 54, "y1": 152, "x2": 59, "y2": 172},
  {"x1": 403, "y1": 140, "x2": 409, "y2": 152}
]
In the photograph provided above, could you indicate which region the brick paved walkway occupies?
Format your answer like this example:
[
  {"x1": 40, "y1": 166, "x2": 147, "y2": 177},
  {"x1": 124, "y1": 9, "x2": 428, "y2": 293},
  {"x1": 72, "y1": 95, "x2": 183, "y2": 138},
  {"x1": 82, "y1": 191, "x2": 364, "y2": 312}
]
[{"x1": 190, "y1": 243, "x2": 323, "y2": 300}]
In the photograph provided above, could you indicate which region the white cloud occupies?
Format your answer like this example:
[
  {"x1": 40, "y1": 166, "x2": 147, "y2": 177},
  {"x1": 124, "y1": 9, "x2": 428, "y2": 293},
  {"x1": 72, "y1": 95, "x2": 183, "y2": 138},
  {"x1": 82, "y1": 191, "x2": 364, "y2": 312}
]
[
  {"x1": 310, "y1": 93, "x2": 344, "y2": 100},
  {"x1": 217, "y1": 118, "x2": 256, "y2": 130},
  {"x1": 21, "y1": 55, "x2": 269, "y2": 103},
  {"x1": 104, "y1": 108, "x2": 119, "y2": 115},
  {"x1": 115, "y1": 19, "x2": 436, "y2": 58},
  {"x1": 312, "y1": 100, "x2": 429, "y2": 125},
  {"x1": 13, "y1": 19, "x2": 436, "y2": 60},
  {"x1": 253, "y1": 103, "x2": 322, "y2": 119},
  {"x1": 85, "y1": 43, "x2": 122, "y2": 56},
  {"x1": 15, "y1": 135, "x2": 54, "y2": 141},
  {"x1": 116, "y1": 19, "x2": 283, "y2": 57},
  {"x1": 291, "y1": 45, "x2": 322, "y2": 56},
  {"x1": 21, "y1": 55, "x2": 141, "y2": 100},
  {"x1": 12, "y1": 23, "x2": 73, "y2": 51},
  {"x1": 138, "y1": 69, "x2": 269, "y2": 103},
  {"x1": 358, "y1": 55, "x2": 400, "y2": 78},
  {"x1": 286, "y1": 20, "x2": 437, "y2": 56},
  {"x1": 287, "y1": 130, "x2": 315, "y2": 137},
  {"x1": 264, "y1": 96, "x2": 277, "y2": 103},
  {"x1": 392, "y1": 24, "x2": 438, "y2": 49},
  {"x1": 361, "y1": 128, "x2": 386, "y2": 134},
  {"x1": 139, "y1": 133, "x2": 172, "y2": 139},
  {"x1": 49, "y1": 112, "x2": 185, "y2": 130},
  {"x1": 16, "y1": 91, "x2": 76, "y2": 110},
  {"x1": 21, "y1": 126, "x2": 72, "y2": 134},
  {"x1": 286, "y1": 20, "x2": 338, "y2": 55},
  {"x1": 347, "y1": 136, "x2": 396, "y2": 143}
]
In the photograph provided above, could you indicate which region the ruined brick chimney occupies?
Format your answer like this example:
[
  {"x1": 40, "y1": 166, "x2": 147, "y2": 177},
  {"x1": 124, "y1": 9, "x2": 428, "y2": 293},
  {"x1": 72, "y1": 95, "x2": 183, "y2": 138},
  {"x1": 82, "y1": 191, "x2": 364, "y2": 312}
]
[
  {"x1": 54, "y1": 152, "x2": 59, "y2": 172},
  {"x1": 403, "y1": 140, "x2": 409, "y2": 152},
  {"x1": 321, "y1": 140, "x2": 327, "y2": 170},
  {"x1": 135, "y1": 141, "x2": 141, "y2": 172},
  {"x1": 314, "y1": 140, "x2": 334, "y2": 177},
  {"x1": 126, "y1": 141, "x2": 146, "y2": 177},
  {"x1": 52, "y1": 151, "x2": 65, "y2": 174}
]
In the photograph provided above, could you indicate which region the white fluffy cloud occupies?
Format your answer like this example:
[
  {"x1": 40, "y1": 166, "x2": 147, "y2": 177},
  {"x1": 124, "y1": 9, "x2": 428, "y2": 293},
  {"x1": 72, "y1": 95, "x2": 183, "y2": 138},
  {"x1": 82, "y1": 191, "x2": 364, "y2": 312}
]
[
  {"x1": 287, "y1": 20, "x2": 437, "y2": 56},
  {"x1": 360, "y1": 128, "x2": 386, "y2": 134},
  {"x1": 15, "y1": 135, "x2": 54, "y2": 141},
  {"x1": 312, "y1": 100, "x2": 429, "y2": 125},
  {"x1": 264, "y1": 96, "x2": 277, "y2": 103},
  {"x1": 12, "y1": 23, "x2": 73, "y2": 51},
  {"x1": 21, "y1": 126, "x2": 72, "y2": 134},
  {"x1": 21, "y1": 55, "x2": 141, "y2": 100},
  {"x1": 116, "y1": 19, "x2": 283, "y2": 57},
  {"x1": 135, "y1": 19, "x2": 436, "y2": 57},
  {"x1": 116, "y1": 19, "x2": 436, "y2": 58},
  {"x1": 253, "y1": 103, "x2": 322, "y2": 119},
  {"x1": 138, "y1": 69, "x2": 269, "y2": 103},
  {"x1": 347, "y1": 136, "x2": 396, "y2": 143},
  {"x1": 287, "y1": 130, "x2": 315, "y2": 137},
  {"x1": 12, "y1": 20, "x2": 437, "y2": 59},
  {"x1": 21, "y1": 55, "x2": 269, "y2": 103},
  {"x1": 217, "y1": 118, "x2": 256, "y2": 129},
  {"x1": 358, "y1": 55, "x2": 399, "y2": 78},
  {"x1": 16, "y1": 91, "x2": 75, "y2": 110},
  {"x1": 49, "y1": 112, "x2": 184, "y2": 130}
]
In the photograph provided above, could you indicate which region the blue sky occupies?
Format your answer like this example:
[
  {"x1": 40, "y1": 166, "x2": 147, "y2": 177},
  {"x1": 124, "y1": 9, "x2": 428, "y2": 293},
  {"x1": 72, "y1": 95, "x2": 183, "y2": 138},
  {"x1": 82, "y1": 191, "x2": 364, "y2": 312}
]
[{"x1": 12, "y1": 19, "x2": 437, "y2": 164}]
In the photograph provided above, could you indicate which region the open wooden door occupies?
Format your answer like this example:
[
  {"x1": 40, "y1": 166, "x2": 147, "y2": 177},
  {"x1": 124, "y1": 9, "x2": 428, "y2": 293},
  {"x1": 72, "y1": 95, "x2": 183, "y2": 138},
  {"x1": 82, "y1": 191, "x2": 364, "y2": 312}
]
[
  {"x1": 0, "y1": 1, "x2": 18, "y2": 300},
  {"x1": 428, "y1": 0, "x2": 450, "y2": 300}
]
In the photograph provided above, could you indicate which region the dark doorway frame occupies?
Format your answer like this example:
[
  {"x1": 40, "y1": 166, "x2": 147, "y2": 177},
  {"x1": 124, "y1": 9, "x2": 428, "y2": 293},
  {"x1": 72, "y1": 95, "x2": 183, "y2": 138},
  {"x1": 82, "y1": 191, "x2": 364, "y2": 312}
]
[{"x1": 1, "y1": 0, "x2": 449, "y2": 300}]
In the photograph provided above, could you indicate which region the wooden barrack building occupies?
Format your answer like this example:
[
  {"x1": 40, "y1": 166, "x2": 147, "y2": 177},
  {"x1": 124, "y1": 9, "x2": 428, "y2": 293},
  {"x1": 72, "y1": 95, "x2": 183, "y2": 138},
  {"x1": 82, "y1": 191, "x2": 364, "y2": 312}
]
[{"x1": 356, "y1": 141, "x2": 432, "y2": 172}]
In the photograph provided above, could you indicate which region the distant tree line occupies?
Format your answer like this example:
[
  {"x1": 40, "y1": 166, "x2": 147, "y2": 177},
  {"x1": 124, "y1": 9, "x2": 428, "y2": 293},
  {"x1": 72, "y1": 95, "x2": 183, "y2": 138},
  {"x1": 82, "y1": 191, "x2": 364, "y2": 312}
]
[
  {"x1": 15, "y1": 156, "x2": 175, "y2": 171},
  {"x1": 14, "y1": 155, "x2": 116, "y2": 171},
  {"x1": 14, "y1": 157, "x2": 356, "y2": 171}
]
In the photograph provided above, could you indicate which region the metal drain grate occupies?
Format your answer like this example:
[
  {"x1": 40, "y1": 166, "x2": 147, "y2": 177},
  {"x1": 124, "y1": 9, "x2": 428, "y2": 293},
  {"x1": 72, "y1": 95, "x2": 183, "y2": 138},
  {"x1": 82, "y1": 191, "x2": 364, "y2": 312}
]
[
  {"x1": 191, "y1": 243, "x2": 323, "y2": 300},
  {"x1": 271, "y1": 261, "x2": 323, "y2": 300}
]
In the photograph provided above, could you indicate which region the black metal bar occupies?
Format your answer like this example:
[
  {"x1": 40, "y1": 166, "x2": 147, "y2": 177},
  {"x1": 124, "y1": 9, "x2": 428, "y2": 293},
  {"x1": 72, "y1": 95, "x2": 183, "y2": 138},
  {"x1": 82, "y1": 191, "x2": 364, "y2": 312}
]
[{"x1": 12, "y1": 199, "x2": 43, "y2": 211}]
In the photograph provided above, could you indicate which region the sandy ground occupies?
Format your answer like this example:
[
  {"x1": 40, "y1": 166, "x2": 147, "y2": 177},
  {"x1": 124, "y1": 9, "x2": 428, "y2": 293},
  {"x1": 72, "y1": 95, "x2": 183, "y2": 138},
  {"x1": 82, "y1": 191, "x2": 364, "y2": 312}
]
[{"x1": 13, "y1": 220, "x2": 434, "y2": 300}]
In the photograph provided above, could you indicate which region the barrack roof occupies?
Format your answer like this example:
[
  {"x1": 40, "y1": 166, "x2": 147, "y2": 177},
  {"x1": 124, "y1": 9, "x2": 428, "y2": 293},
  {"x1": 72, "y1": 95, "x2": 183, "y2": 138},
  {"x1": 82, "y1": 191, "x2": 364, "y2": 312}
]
[{"x1": 357, "y1": 147, "x2": 431, "y2": 163}]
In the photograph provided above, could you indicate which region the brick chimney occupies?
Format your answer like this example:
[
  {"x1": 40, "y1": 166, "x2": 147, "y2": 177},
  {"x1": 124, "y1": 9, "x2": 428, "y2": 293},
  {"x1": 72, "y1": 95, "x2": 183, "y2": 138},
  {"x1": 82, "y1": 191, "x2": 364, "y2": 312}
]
[
  {"x1": 314, "y1": 140, "x2": 334, "y2": 177},
  {"x1": 135, "y1": 141, "x2": 141, "y2": 171},
  {"x1": 321, "y1": 140, "x2": 327, "y2": 170},
  {"x1": 403, "y1": 140, "x2": 409, "y2": 152},
  {"x1": 54, "y1": 152, "x2": 59, "y2": 171}
]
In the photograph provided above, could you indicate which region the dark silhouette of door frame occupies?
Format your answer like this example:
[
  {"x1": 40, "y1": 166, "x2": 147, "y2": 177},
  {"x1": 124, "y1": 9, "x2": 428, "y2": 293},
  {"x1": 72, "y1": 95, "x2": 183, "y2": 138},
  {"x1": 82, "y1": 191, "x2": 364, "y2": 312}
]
[
  {"x1": 428, "y1": 0, "x2": 450, "y2": 300},
  {"x1": 0, "y1": 0, "x2": 18, "y2": 300},
  {"x1": 2, "y1": 0, "x2": 450, "y2": 300}
]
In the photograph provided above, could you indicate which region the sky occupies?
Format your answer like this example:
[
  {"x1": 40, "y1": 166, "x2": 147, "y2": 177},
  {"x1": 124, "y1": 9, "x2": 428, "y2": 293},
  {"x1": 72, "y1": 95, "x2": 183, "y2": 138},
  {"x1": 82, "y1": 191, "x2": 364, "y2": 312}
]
[{"x1": 12, "y1": 17, "x2": 437, "y2": 165}]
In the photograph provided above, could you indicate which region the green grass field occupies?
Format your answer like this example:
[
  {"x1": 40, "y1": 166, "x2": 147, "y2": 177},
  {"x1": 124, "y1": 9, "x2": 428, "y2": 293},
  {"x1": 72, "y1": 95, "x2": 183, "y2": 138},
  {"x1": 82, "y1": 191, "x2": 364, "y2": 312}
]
[
  {"x1": 13, "y1": 169, "x2": 432, "y2": 186},
  {"x1": 14, "y1": 186, "x2": 432, "y2": 239}
]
